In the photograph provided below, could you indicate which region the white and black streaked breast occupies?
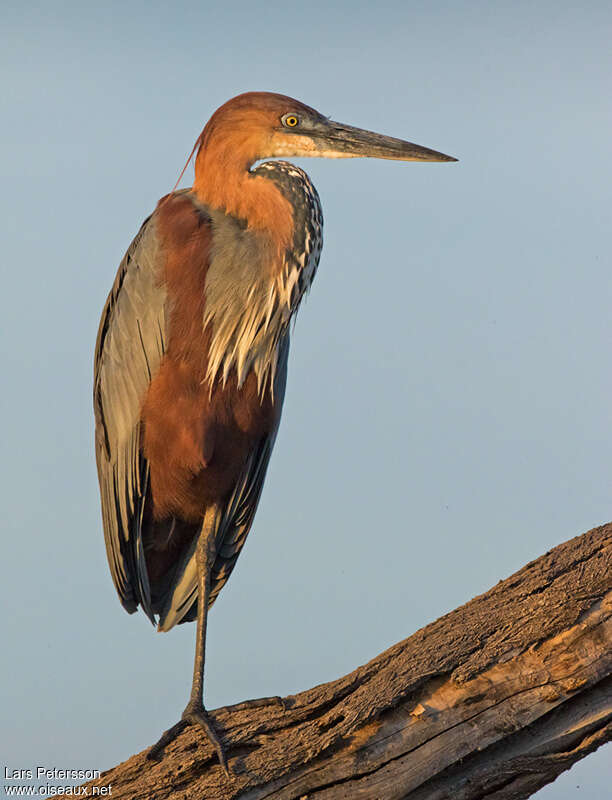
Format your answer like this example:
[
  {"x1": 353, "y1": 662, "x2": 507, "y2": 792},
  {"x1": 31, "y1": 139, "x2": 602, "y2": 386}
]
[
  {"x1": 198, "y1": 161, "x2": 323, "y2": 397},
  {"x1": 253, "y1": 160, "x2": 323, "y2": 313}
]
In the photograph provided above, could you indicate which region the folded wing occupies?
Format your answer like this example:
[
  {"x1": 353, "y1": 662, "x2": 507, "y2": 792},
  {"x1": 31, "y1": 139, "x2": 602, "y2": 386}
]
[{"x1": 94, "y1": 215, "x2": 166, "y2": 619}]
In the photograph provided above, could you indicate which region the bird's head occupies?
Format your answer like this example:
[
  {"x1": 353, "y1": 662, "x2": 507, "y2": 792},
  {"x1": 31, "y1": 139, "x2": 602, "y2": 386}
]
[
  {"x1": 188, "y1": 92, "x2": 456, "y2": 245},
  {"x1": 195, "y1": 91, "x2": 457, "y2": 172}
]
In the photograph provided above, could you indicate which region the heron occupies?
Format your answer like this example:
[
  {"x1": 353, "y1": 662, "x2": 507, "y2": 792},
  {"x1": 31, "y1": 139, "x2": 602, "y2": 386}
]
[{"x1": 94, "y1": 91, "x2": 456, "y2": 772}]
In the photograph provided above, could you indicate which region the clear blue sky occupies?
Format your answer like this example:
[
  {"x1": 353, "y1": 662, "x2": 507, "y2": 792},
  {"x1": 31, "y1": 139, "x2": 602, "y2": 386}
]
[{"x1": 2, "y1": 1, "x2": 610, "y2": 795}]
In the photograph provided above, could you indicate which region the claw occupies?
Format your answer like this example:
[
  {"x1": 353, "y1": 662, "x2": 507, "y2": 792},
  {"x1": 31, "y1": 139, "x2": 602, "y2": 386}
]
[
  {"x1": 183, "y1": 703, "x2": 230, "y2": 776},
  {"x1": 146, "y1": 705, "x2": 229, "y2": 776},
  {"x1": 228, "y1": 694, "x2": 286, "y2": 713}
]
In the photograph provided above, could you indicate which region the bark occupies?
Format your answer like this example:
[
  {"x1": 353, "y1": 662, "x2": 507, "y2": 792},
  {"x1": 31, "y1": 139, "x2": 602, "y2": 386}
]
[{"x1": 76, "y1": 523, "x2": 612, "y2": 799}]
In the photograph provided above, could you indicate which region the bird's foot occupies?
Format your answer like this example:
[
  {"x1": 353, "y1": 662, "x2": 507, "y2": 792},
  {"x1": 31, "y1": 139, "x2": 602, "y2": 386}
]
[
  {"x1": 182, "y1": 702, "x2": 230, "y2": 776},
  {"x1": 147, "y1": 703, "x2": 229, "y2": 776}
]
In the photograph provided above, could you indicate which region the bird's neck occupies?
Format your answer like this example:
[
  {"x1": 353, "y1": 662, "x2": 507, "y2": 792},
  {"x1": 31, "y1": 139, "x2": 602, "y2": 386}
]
[{"x1": 193, "y1": 142, "x2": 294, "y2": 253}]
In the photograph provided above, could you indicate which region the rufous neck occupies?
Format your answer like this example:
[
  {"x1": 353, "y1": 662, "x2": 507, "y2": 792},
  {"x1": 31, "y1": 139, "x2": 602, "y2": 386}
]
[{"x1": 192, "y1": 141, "x2": 294, "y2": 252}]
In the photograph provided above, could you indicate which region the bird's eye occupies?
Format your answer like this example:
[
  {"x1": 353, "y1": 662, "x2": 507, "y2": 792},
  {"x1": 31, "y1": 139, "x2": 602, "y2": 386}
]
[{"x1": 282, "y1": 114, "x2": 300, "y2": 128}]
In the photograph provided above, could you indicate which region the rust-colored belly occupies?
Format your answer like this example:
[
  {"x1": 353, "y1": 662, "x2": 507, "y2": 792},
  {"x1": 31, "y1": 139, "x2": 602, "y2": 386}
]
[{"x1": 142, "y1": 362, "x2": 278, "y2": 521}]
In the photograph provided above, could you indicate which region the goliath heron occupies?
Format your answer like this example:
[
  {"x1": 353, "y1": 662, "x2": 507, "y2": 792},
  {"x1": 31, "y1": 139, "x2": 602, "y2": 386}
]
[{"x1": 94, "y1": 91, "x2": 456, "y2": 771}]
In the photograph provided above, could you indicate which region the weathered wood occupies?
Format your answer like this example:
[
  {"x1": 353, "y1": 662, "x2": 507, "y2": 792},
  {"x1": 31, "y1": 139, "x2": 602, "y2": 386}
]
[{"x1": 75, "y1": 523, "x2": 612, "y2": 799}]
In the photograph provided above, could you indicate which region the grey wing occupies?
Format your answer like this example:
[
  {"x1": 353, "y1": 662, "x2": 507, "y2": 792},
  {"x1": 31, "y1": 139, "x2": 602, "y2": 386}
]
[
  {"x1": 93, "y1": 215, "x2": 166, "y2": 619},
  {"x1": 157, "y1": 335, "x2": 290, "y2": 631}
]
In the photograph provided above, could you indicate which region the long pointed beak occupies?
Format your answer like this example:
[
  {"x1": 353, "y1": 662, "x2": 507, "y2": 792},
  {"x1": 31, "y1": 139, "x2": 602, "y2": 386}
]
[{"x1": 314, "y1": 119, "x2": 457, "y2": 162}]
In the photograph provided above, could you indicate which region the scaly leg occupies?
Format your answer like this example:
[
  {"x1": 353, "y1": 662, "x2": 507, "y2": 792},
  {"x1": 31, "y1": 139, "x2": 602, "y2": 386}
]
[{"x1": 148, "y1": 523, "x2": 228, "y2": 774}]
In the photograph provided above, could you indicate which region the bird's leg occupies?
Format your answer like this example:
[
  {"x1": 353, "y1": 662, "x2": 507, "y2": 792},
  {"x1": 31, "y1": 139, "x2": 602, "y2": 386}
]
[
  {"x1": 180, "y1": 529, "x2": 229, "y2": 773},
  {"x1": 148, "y1": 524, "x2": 228, "y2": 774}
]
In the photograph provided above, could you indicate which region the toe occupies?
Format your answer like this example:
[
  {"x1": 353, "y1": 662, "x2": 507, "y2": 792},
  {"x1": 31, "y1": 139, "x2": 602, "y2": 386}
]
[
  {"x1": 183, "y1": 705, "x2": 230, "y2": 776},
  {"x1": 147, "y1": 720, "x2": 188, "y2": 761}
]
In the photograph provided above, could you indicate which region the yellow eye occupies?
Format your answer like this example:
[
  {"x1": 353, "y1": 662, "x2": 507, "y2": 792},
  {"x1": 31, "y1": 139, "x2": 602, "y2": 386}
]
[{"x1": 283, "y1": 114, "x2": 300, "y2": 128}]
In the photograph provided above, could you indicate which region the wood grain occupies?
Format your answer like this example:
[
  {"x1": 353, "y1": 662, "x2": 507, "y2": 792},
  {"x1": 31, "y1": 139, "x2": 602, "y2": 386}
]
[{"x1": 70, "y1": 523, "x2": 612, "y2": 799}]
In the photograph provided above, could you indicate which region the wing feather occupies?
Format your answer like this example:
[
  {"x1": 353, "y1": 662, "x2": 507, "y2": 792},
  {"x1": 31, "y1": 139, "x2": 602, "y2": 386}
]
[{"x1": 94, "y1": 215, "x2": 166, "y2": 618}]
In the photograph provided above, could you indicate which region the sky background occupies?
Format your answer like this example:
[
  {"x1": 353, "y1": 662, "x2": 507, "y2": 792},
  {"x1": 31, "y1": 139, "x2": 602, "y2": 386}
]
[{"x1": 2, "y1": 0, "x2": 611, "y2": 796}]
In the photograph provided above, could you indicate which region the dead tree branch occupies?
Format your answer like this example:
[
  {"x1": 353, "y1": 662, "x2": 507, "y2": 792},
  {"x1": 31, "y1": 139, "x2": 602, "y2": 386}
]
[{"x1": 77, "y1": 523, "x2": 612, "y2": 799}]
